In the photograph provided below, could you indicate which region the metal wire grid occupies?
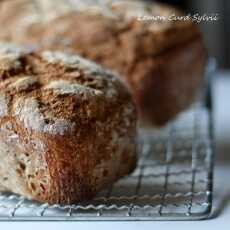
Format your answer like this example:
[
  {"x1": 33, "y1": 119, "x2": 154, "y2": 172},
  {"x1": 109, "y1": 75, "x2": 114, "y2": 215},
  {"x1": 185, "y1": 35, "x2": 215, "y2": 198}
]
[{"x1": 0, "y1": 96, "x2": 214, "y2": 221}]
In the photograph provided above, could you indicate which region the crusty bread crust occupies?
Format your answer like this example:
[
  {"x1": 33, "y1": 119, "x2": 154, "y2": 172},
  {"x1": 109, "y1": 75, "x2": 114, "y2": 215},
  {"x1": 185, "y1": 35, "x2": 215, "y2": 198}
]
[
  {"x1": 0, "y1": 0, "x2": 206, "y2": 125},
  {"x1": 0, "y1": 43, "x2": 137, "y2": 204},
  {"x1": 133, "y1": 37, "x2": 206, "y2": 125}
]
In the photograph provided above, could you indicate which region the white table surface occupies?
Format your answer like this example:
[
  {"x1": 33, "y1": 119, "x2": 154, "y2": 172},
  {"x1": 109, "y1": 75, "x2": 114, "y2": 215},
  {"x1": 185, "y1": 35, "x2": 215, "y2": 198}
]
[{"x1": 0, "y1": 72, "x2": 230, "y2": 230}]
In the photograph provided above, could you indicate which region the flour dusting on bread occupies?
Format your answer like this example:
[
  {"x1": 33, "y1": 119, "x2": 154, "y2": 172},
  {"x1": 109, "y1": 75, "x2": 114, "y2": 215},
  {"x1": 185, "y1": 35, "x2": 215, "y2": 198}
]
[
  {"x1": 0, "y1": 94, "x2": 9, "y2": 118},
  {"x1": 14, "y1": 97, "x2": 75, "y2": 135},
  {"x1": 45, "y1": 80, "x2": 103, "y2": 96},
  {"x1": 9, "y1": 76, "x2": 38, "y2": 92},
  {"x1": 42, "y1": 51, "x2": 102, "y2": 73}
]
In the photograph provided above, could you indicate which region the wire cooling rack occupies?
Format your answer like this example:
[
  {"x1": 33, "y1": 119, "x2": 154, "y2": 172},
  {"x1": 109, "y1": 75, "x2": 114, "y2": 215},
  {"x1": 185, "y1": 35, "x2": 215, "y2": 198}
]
[
  {"x1": 0, "y1": 60, "x2": 215, "y2": 221},
  {"x1": 0, "y1": 90, "x2": 214, "y2": 221}
]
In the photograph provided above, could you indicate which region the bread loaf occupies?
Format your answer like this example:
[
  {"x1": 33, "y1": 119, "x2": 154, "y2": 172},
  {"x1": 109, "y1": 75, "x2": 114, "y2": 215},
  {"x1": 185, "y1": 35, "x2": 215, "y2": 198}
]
[
  {"x1": 0, "y1": 0, "x2": 206, "y2": 125},
  {"x1": 0, "y1": 43, "x2": 137, "y2": 204}
]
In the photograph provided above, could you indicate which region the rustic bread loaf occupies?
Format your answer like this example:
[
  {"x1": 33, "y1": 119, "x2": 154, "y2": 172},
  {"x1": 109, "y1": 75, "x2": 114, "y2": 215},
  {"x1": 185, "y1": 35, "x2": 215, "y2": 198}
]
[
  {"x1": 0, "y1": 43, "x2": 137, "y2": 204},
  {"x1": 0, "y1": 0, "x2": 206, "y2": 125}
]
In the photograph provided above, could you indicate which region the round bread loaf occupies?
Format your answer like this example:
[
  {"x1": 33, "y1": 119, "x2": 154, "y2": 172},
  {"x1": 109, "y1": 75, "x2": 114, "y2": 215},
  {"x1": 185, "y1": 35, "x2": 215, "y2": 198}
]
[
  {"x1": 0, "y1": 0, "x2": 207, "y2": 125},
  {"x1": 0, "y1": 43, "x2": 137, "y2": 204}
]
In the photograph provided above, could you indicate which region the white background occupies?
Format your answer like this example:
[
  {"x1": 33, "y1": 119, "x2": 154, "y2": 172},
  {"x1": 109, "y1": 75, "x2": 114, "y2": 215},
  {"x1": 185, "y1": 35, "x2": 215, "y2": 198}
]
[{"x1": 0, "y1": 72, "x2": 230, "y2": 230}]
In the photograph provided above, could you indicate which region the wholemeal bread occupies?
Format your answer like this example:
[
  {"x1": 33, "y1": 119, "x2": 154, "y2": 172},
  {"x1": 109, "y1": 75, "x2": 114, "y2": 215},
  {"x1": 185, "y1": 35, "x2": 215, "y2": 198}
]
[
  {"x1": 0, "y1": 43, "x2": 137, "y2": 204},
  {"x1": 0, "y1": 0, "x2": 206, "y2": 125}
]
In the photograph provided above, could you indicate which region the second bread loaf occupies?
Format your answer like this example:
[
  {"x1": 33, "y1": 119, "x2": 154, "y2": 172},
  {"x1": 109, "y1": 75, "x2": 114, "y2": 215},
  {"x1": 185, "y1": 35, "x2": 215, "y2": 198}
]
[{"x1": 0, "y1": 0, "x2": 207, "y2": 125}]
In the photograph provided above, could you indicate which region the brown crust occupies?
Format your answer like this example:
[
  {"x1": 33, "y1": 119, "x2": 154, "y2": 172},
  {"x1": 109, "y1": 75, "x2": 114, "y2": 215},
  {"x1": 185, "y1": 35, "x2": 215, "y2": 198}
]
[
  {"x1": 132, "y1": 37, "x2": 206, "y2": 125},
  {"x1": 0, "y1": 45, "x2": 137, "y2": 204}
]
